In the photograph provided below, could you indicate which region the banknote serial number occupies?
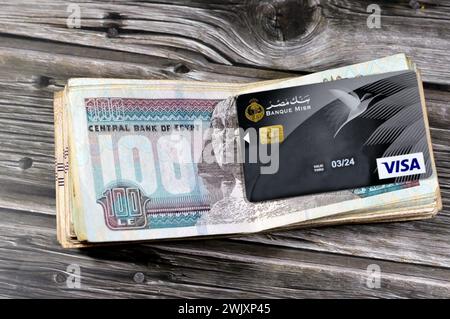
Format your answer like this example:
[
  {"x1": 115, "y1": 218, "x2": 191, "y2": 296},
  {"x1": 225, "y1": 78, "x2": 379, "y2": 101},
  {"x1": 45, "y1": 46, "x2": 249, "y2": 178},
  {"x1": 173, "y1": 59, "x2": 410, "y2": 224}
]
[{"x1": 331, "y1": 157, "x2": 355, "y2": 168}]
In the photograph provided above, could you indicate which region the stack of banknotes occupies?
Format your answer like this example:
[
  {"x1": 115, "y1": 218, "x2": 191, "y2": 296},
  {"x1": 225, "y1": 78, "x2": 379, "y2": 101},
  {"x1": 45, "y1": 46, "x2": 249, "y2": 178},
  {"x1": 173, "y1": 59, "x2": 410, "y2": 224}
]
[{"x1": 54, "y1": 54, "x2": 442, "y2": 248}]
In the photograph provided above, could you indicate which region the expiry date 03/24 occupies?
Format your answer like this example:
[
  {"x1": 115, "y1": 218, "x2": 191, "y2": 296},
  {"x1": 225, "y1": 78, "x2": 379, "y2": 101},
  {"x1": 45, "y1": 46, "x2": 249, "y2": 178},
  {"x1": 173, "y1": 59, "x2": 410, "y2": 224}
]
[{"x1": 331, "y1": 157, "x2": 356, "y2": 168}]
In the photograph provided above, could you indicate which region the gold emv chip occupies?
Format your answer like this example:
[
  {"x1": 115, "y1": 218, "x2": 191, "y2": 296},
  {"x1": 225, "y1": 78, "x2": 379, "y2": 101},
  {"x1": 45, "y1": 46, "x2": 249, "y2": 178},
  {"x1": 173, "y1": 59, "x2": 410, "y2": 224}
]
[{"x1": 259, "y1": 125, "x2": 284, "y2": 144}]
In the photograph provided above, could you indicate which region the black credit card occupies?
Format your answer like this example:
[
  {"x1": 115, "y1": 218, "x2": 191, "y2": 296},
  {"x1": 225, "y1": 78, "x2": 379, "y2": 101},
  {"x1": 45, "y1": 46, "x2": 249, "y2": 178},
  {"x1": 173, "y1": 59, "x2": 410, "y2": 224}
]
[{"x1": 236, "y1": 70, "x2": 432, "y2": 202}]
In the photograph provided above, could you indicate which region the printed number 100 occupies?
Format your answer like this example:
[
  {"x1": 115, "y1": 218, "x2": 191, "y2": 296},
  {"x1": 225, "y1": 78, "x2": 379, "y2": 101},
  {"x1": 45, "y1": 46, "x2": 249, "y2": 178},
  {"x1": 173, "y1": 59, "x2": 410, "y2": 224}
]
[{"x1": 98, "y1": 135, "x2": 197, "y2": 196}]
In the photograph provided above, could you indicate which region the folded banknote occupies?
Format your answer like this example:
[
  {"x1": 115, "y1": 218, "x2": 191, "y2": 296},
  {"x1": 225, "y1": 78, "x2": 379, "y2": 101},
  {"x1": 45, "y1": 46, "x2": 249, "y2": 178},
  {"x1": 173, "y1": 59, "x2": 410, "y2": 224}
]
[{"x1": 54, "y1": 54, "x2": 441, "y2": 248}]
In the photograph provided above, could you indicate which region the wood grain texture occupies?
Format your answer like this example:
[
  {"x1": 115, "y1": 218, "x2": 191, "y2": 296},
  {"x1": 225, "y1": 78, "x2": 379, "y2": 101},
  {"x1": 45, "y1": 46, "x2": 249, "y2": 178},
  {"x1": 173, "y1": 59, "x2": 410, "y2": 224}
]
[
  {"x1": 2, "y1": 208, "x2": 450, "y2": 298},
  {"x1": 0, "y1": 0, "x2": 449, "y2": 298}
]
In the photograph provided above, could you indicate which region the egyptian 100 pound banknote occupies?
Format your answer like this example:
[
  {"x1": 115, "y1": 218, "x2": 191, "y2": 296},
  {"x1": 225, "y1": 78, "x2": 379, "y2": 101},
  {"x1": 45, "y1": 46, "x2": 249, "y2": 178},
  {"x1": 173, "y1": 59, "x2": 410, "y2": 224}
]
[{"x1": 65, "y1": 54, "x2": 438, "y2": 243}]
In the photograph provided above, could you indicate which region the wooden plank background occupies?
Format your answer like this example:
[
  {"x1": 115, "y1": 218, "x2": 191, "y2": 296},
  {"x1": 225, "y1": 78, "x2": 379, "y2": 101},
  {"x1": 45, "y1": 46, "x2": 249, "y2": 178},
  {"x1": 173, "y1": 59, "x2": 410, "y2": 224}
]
[{"x1": 0, "y1": 0, "x2": 449, "y2": 298}]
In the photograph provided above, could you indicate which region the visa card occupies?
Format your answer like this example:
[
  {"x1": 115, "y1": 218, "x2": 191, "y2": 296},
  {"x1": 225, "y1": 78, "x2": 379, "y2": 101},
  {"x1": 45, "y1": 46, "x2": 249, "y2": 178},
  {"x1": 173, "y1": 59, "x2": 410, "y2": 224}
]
[{"x1": 236, "y1": 71, "x2": 432, "y2": 202}]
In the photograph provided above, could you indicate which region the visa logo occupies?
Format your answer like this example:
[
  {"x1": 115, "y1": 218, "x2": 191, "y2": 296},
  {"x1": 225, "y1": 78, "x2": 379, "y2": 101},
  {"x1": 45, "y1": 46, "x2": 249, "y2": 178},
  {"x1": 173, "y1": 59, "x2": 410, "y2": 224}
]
[{"x1": 376, "y1": 152, "x2": 426, "y2": 180}]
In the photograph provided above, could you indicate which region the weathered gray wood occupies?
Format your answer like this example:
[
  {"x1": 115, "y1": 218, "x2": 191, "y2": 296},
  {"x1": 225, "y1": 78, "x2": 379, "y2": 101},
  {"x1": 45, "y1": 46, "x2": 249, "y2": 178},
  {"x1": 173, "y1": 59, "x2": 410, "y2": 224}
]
[
  {"x1": 1, "y1": 208, "x2": 450, "y2": 299},
  {"x1": 0, "y1": 0, "x2": 449, "y2": 298},
  {"x1": 242, "y1": 206, "x2": 450, "y2": 268},
  {"x1": 1, "y1": 0, "x2": 450, "y2": 84}
]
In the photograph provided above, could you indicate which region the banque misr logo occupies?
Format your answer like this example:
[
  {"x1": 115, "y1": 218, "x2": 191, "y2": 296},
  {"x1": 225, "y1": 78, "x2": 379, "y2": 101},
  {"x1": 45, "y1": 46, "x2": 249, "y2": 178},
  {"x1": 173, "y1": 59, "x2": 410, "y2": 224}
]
[{"x1": 245, "y1": 98, "x2": 265, "y2": 123}]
